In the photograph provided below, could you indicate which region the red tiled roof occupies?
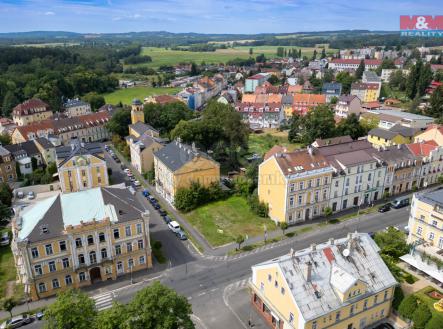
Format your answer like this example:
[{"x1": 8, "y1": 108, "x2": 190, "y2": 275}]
[
  {"x1": 407, "y1": 140, "x2": 438, "y2": 157},
  {"x1": 154, "y1": 95, "x2": 179, "y2": 105},
  {"x1": 264, "y1": 145, "x2": 287, "y2": 160},
  {"x1": 323, "y1": 247, "x2": 335, "y2": 264},
  {"x1": 13, "y1": 98, "x2": 49, "y2": 116}
]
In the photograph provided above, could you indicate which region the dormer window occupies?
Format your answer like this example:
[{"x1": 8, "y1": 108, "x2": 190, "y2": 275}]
[{"x1": 41, "y1": 225, "x2": 48, "y2": 234}]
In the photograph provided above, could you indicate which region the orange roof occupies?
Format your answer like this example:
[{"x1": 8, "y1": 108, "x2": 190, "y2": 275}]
[
  {"x1": 293, "y1": 94, "x2": 326, "y2": 104},
  {"x1": 264, "y1": 145, "x2": 287, "y2": 160},
  {"x1": 273, "y1": 149, "x2": 330, "y2": 176},
  {"x1": 288, "y1": 85, "x2": 303, "y2": 94},
  {"x1": 407, "y1": 140, "x2": 438, "y2": 157},
  {"x1": 242, "y1": 94, "x2": 257, "y2": 103},
  {"x1": 267, "y1": 94, "x2": 282, "y2": 104}
]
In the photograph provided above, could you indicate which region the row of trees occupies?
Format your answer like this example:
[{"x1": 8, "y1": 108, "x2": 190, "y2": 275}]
[{"x1": 175, "y1": 182, "x2": 227, "y2": 212}]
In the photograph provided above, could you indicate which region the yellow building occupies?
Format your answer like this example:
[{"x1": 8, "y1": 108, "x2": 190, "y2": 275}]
[
  {"x1": 131, "y1": 98, "x2": 145, "y2": 125},
  {"x1": 129, "y1": 134, "x2": 165, "y2": 174},
  {"x1": 350, "y1": 83, "x2": 379, "y2": 103},
  {"x1": 250, "y1": 233, "x2": 397, "y2": 329},
  {"x1": 258, "y1": 147, "x2": 334, "y2": 224},
  {"x1": 415, "y1": 124, "x2": 443, "y2": 146},
  {"x1": 401, "y1": 189, "x2": 443, "y2": 283},
  {"x1": 154, "y1": 140, "x2": 220, "y2": 205},
  {"x1": 11, "y1": 187, "x2": 153, "y2": 301},
  {"x1": 367, "y1": 124, "x2": 416, "y2": 149},
  {"x1": 12, "y1": 98, "x2": 52, "y2": 127},
  {"x1": 56, "y1": 142, "x2": 109, "y2": 193}
]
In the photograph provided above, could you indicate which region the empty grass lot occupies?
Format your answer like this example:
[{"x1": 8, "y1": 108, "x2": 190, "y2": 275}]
[
  {"x1": 184, "y1": 196, "x2": 277, "y2": 247},
  {"x1": 0, "y1": 229, "x2": 16, "y2": 299},
  {"x1": 102, "y1": 86, "x2": 181, "y2": 105},
  {"x1": 248, "y1": 131, "x2": 301, "y2": 156}
]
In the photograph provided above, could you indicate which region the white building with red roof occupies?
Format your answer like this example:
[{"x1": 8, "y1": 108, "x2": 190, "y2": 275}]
[{"x1": 12, "y1": 98, "x2": 52, "y2": 127}]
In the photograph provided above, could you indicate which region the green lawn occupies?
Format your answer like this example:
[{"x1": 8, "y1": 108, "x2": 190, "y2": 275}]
[
  {"x1": 184, "y1": 196, "x2": 277, "y2": 247},
  {"x1": 138, "y1": 46, "x2": 330, "y2": 68},
  {"x1": 0, "y1": 229, "x2": 16, "y2": 299},
  {"x1": 415, "y1": 286, "x2": 443, "y2": 321},
  {"x1": 101, "y1": 86, "x2": 181, "y2": 105},
  {"x1": 248, "y1": 132, "x2": 301, "y2": 156}
]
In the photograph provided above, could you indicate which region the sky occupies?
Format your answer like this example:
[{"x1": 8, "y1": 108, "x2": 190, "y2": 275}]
[{"x1": 0, "y1": 0, "x2": 441, "y2": 34}]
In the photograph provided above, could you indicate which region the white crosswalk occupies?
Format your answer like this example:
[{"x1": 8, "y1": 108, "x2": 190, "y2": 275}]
[{"x1": 92, "y1": 292, "x2": 114, "y2": 311}]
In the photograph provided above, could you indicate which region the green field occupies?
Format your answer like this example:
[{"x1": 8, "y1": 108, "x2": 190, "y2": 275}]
[
  {"x1": 102, "y1": 86, "x2": 181, "y2": 105},
  {"x1": 248, "y1": 131, "x2": 301, "y2": 156},
  {"x1": 184, "y1": 196, "x2": 277, "y2": 247},
  {"x1": 0, "y1": 229, "x2": 16, "y2": 299},
  {"x1": 138, "y1": 46, "x2": 330, "y2": 68}
]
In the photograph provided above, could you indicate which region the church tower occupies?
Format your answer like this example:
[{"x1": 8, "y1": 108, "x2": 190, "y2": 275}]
[{"x1": 131, "y1": 98, "x2": 144, "y2": 124}]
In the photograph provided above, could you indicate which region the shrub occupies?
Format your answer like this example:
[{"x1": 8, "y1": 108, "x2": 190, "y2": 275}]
[
  {"x1": 247, "y1": 193, "x2": 268, "y2": 218},
  {"x1": 425, "y1": 316, "x2": 443, "y2": 329},
  {"x1": 175, "y1": 182, "x2": 226, "y2": 212},
  {"x1": 404, "y1": 273, "x2": 416, "y2": 284},
  {"x1": 285, "y1": 232, "x2": 295, "y2": 238},
  {"x1": 324, "y1": 207, "x2": 333, "y2": 217},
  {"x1": 412, "y1": 303, "x2": 432, "y2": 329},
  {"x1": 398, "y1": 295, "x2": 418, "y2": 319},
  {"x1": 392, "y1": 286, "x2": 405, "y2": 311},
  {"x1": 152, "y1": 240, "x2": 162, "y2": 250}
]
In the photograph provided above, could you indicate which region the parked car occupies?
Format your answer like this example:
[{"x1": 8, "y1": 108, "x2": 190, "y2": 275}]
[
  {"x1": 168, "y1": 221, "x2": 181, "y2": 233},
  {"x1": 176, "y1": 229, "x2": 187, "y2": 240},
  {"x1": 142, "y1": 189, "x2": 150, "y2": 197},
  {"x1": 158, "y1": 209, "x2": 167, "y2": 217},
  {"x1": 115, "y1": 157, "x2": 121, "y2": 163},
  {"x1": 0, "y1": 232, "x2": 10, "y2": 246},
  {"x1": 104, "y1": 145, "x2": 110, "y2": 151},
  {"x1": 391, "y1": 197, "x2": 409, "y2": 209},
  {"x1": 120, "y1": 164, "x2": 126, "y2": 171},
  {"x1": 0, "y1": 314, "x2": 32, "y2": 329},
  {"x1": 153, "y1": 203, "x2": 161, "y2": 210},
  {"x1": 16, "y1": 191, "x2": 24, "y2": 199},
  {"x1": 133, "y1": 180, "x2": 141, "y2": 187},
  {"x1": 148, "y1": 196, "x2": 157, "y2": 203},
  {"x1": 129, "y1": 176, "x2": 136, "y2": 182},
  {"x1": 123, "y1": 169, "x2": 131, "y2": 174},
  {"x1": 163, "y1": 215, "x2": 172, "y2": 224},
  {"x1": 35, "y1": 311, "x2": 44, "y2": 321},
  {"x1": 378, "y1": 203, "x2": 391, "y2": 213},
  {"x1": 27, "y1": 191, "x2": 35, "y2": 200}
]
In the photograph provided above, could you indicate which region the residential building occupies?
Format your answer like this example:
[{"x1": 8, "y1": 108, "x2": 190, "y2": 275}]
[
  {"x1": 292, "y1": 94, "x2": 326, "y2": 116},
  {"x1": 407, "y1": 140, "x2": 443, "y2": 188},
  {"x1": 154, "y1": 140, "x2": 220, "y2": 205},
  {"x1": 131, "y1": 99, "x2": 145, "y2": 125},
  {"x1": 11, "y1": 111, "x2": 111, "y2": 145},
  {"x1": 415, "y1": 124, "x2": 443, "y2": 146},
  {"x1": 11, "y1": 186, "x2": 152, "y2": 301},
  {"x1": 4, "y1": 141, "x2": 45, "y2": 176},
  {"x1": 251, "y1": 233, "x2": 397, "y2": 329},
  {"x1": 235, "y1": 103, "x2": 284, "y2": 129},
  {"x1": 245, "y1": 73, "x2": 270, "y2": 93},
  {"x1": 334, "y1": 95, "x2": 362, "y2": 119},
  {"x1": 56, "y1": 141, "x2": 109, "y2": 193},
  {"x1": 127, "y1": 122, "x2": 159, "y2": 144},
  {"x1": 0, "y1": 146, "x2": 17, "y2": 183},
  {"x1": 329, "y1": 59, "x2": 382, "y2": 72},
  {"x1": 360, "y1": 110, "x2": 434, "y2": 130},
  {"x1": 12, "y1": 99, "x2": 52, "y2": 127},
  {"x1": 350, "y1": 83, "x2": 379, "y2": 103},
  {"x1": 258, "y1": 147, "x2": 334, "y2": 224},
  {"x1": 312, "y1": 136, "x2": 353, "y2": 148},
  {"x1": 129, "y1": 134, "x2": 165, "y2": 174},
  {"x1": 362, "y1": 71, "x2": 382, "y2": 97},
  {"x1": 401, "y1": 189, "x2": 443, "y2": 283},
  {"x1": 64, "y1": 99, "x2": 92, "y2": 117},
  {"x1": 0, "y1": 117, "x2": 16, "y2": 135},
  {"x1": 367, "y1": 124, "x2": 416, "y2": 149},
  {"x1": 381, "y1": 69, "x2": 409, "y2": 83},
  {"x1": 34, "y1": 138, "x2": 56, "y2": 165},
  {"x1": 322, "y1": 83, "x2": 342, "y2": 103}
]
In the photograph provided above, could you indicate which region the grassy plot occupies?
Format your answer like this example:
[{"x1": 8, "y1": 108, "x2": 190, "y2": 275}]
[
  {"x1": 0, "y1": 229, "x2": 17, "y2": 299},
  {"x1": 184, "y1": 196, "x2": 277, "y2": 247},
  {"x1": 248, "y1": 131, "x2": 301, "y2": 156},
  {"x1": 102, "y1": 86, "x2": 181, "y2": 105},
  {"x1": 415, "y1": 286, "x2": 443, "y2": 321}
]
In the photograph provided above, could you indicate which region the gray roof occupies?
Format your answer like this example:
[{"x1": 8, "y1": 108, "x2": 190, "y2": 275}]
[
  {"x1": 417, "y1": 189, "x2": 443, "y2": 208},
  {"x1": 253, "y1": 233, "x2": 397, "y2": 321},
  {"x1": 129, "y1": 122, "x2": 159, "y2": 136},
  {"x1": 322, "y1": 82, "x2": 342, "y2": 92},
  {"x1": 56, "y1": 141, "x2": 103, "y2": 166},
  {"x1": 368, "y1": 109, "x2": 433, "y2": 121},
  {"x1": 0, "y1": 145, "x2": 10, "y2": 157},
  {"x1": 368, "y1": 128, "x2": 397, "y2": 140},
  {"x1": 314, "y1": 136, "x2": 353, "y2": 147},
  {"x1": 17, "y1": 187, "x2": 145, "y2": 244},
  {"x1": 154, "y1": 140, "x2": 217, "y2": 172},
  {"x1": 374, "y1": 144, "x2": 416, "y2": 163},
  {"x1": 35, "y1": 137, "x2": 54, "y2": 150},
  {"x1": 390, "y1": 124, "x2": 416, "y2": 137},
  {"x1": 4, "y1": 141, "x2": 40, "y2": 158},
  {"x1": 314, "y1": 140, "x2": 372, "y2": 157},
  {"x1": 363, "y1": 71, "x2": 381, "y2": 82},
  {"x1": 281, "y1": 95, "x2": 293, "y2": 105}
]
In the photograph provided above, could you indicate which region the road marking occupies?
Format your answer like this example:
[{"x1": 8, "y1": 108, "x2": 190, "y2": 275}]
[
  {"x1": 197, "y1": 292, "x2": 206, "y2": 297},
  {"x1": 191, "y1": 314, "x2": 210, "y2": 329},
  {"x1": 222, "y1": 279, "x2": 250, "y2": 329},
  {"x1": 92, "y1": 292, "x2": 113, "y2": 311}
]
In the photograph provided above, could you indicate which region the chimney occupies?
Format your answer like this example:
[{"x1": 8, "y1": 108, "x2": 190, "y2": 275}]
[
  {"x1": 307, "y1": 145, "x2": 313, "y2": 156},
  {"x1": 329, "y1": 238, "x2": 334, "y2": 245},
  {"x1": 310, "y1": 243, "x2": 316, "y2": 251},
  {"x1": 304, "y1": 261, "x2": 312, "y2": 282}
]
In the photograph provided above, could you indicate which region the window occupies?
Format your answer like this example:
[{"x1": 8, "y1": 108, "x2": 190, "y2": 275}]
[
  {"x1": 75, "y1": 238, "x2": 82, "y2": 248},
  {"x1": 126, "y1": 242, "x2": 133, "y2": 253},
  {"x1": 429, "y1": 232, "x2": 435, "y2": 240},
  {"x1": 368, "y1": 173, "x2": 372, "y2": 181},
  {"x1": 117, "y1": 261, "x2": 123, "y2": 272},
  {"x1": 48, "y1": 261, "x2": 56, "y2": 272},
  {"x1": 312, "y1": 321, "x2": 317, "y2": 329},
  {"x1": 350, "y1": 305, "x2": 354, "y2": 315},
  {"x1": 78, "y1": 254, "x2": 85, "y2": 264},
  {"x1": 346, "y1": 178, "x2": 350, "y2": 186},
  {"x1": 34, "y1": 265, "x2": 42, "y2": 276},
  {"x1": 79, "y1": 272, "x2": 86, "y2": 281},
  {"x1": 52, "y1": 278, "x2": 60, "y2": 289},
  {"x1": 62, "y1": 258, "x2": 70, "y2": 268},
  {"x1": 384, "y1": 290, "x2": 388, "y2": 300},
  {"x1": 439, "y1": 237, "x2": 443, "y2": 249},
  {"x1": 89, "y1": 251, "x2": 97, "y2": 264},
  {"x1": 417, "y1": 226, "x2": 423, "y2": 236},
  {"x1": 274, "y1": 280, "x2": 278, "y2": 288},
  {"x1": 65, "y1": 275, "x2": 73, "y2": 285},
  {"x1": 298, "y1": 195, "x2": 303, "y2": 205},
  {"x1": 432, "y1": 220, "x2": 438, "y2": 227},
  {"x1": 281, "y1": 287, "x2": 285, "y2": 295},
  {"x1": 99, "y1": 232, "x2": 105, "y2": 242},
  {"x1": 139, "y1": 256, "x2": 145, "y2": 265},
  {"x1": 268, "y1": 274, "x2": 272, "y2": 282},
  {"x1": 45, "y1": 244, "x2": 53, "y2": 255},
  {"x1": 113, "y1": 228, "x2": 120, "y2": 239},
  {"x1": 335, "y1": 311, "x2": 340, "y2": 322},
  {"x1": 289, "y1": 313, "x2": 294, "y2": 324},
  {"x1": 115, "y1": 244, "x2": 121, "y2": 255},
  {"x1": 128, "y1": 258, "x2": 134, "y2": 268},
  {"x1": 299, "y1": 182, "x2": 304, "y2": 190},
  {"x1": 138, "y1": 240, "x2": 144, "y2": 249},
  {"x1": 364, "y1": 299, "x2": 368, "y2": 309},
  {"x1": 374, "y1": 295, "x2": 378, "y2": 304},
  {"x1": 125, "y1": 225, "x2": 132, "y2": 237},
  {"x1": 136, "y1": 223, "x2": 142, "y2": 234},
  {"x1": 87, "y1": 235, "x2": 94, "y2": 245},
  {"x1": 381, "y1": 309, "x2": 385, "y2": 317},
  {"x1": 101, "y1": 248, "x2": 108, "y2": 259},
  {"x1": 38, "y1": 282, "x2": 46, "y2": 293},
  {"x1": 290, "y1": 183, "x2": 295, "y2": 192},
  {"x1": 59, "y1": 240, "x2": 67, "y2": 252},
  {"x1": 335, "y1": 180, "x2": 339, "y2": 187},
  {"x1": 31, "y1": 247, "x2": 39, "y2": 259},
  {"x1": 316, "y1": 178, "x2": 320, "y2": 187},
  {"x1": 324, "y1": 177, "x2": 328, "y2": 185}
]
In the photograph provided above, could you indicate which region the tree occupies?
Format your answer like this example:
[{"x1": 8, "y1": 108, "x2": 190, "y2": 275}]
[
  {"x1": 301, "y1": 105, "x2": 336, "y2": 144},
  {"x1": 425, "y1": 316, "x2": 443, "y2": 329},
  {"x1": 288, "y1": 113, "x2": 304, "y2": 143},
  {"x1": 126, "y1": 281, "x2": 194, "y2": 329},
  {"x1": 2, "y1": 90, "x2": 18, "y2": 117},
  {"x1": 81, "y1": 92, "x2": 105, "y2": 111},
  {"x1": 236, "y1": 235, "x2": 245, "y2": 250},
  {"x1": 190, "y1": 62, "x2": 199, "y2": 76},
  {"x1": 392, "y1": 286, "x2": 405, "y2": 311},
  {"x1": 0, "y1": 182, "x2": 13, "y2": 207},
  {"x1": 106, "y1": 108, "x2": 131, "y2": 137},
  {"x1": 412, "y1": 303, "x2": 432, "y2": 329},
  {"x1": 256, "y1": 54, "x2": 266, "y2": 63},
  {"x1": 417, "y1": 63, "x2": 433, "y2": 97},
  {"x1": 144, "y1": 102, "x2": 194, "y2": 136},
  {"x1": 374, "y1": 227, "x2": 409, "y2": 259},
  {"x1": 0, "y1": 132, "x2": 11, "y2": 145},
  {"x1": 280, "y1": 222, "x2": 288, "y2": 236},
  {"x1": 267, "y1": 74, "x2": 279, "y2": 85},
  {"x1": 336, "y1": 113, "x2": 366, "y2": 139},
  {"x1": 1, "y1": 297, "x2": 16, "y2": 318},
  {"x1": 336, "y1": 71, "x2": 356, "y2": 94},
  {"x1": 355, "y1": 59, "x2": 365, "y2": 79},
  {"x1": 311, "y1": 49, "x2": 317, "y2": 60},
  {"x1": 249, "y1": 48, "x2": 253, "y2": 55},
  {"x1": 406, "y1": 60, "x2": 423, "y2": 99},
  {"x1": 398, "y1": 294, "x2": 417, "y2": 320},
  {"x1": 44, "y1": 289, "x2": 97, "y2": 329},
  {"x1": 95, "y1": 302, "x2": 128, "y2": 329},
  {"x1": 426, "y1": 86, "x2": 443, "y2": 118},
  {"x1": 276, "y1": 47, "x2": 284, "y2": 57},
  {"x1": 324, "y1": 207, "x2": 333, "y2": 217},
  {"x1": 320, "y1": 48, "x2": 326, "y2": 59}
]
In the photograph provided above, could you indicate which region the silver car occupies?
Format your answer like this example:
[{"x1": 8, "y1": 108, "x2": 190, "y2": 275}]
[{"x1": 0, "y1": 314, "x2": 32, "y2": 329}]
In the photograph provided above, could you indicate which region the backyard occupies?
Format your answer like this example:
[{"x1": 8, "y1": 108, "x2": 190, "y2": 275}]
[
  {"x1": 414, "y1": 286, "x2": 443, "y2": 321},
  {"x1": 0, "y1": 228, "x2": 20, "y2": 300},
  {"x1": 101, "y1": 86, "x2": 181, "y2": 105},
  {"x1": 247, "y1": 130, "x2": 301, "y2": 156},
  {"x1": 183, "y1": 196, "x2": 277, "y2": 247}
]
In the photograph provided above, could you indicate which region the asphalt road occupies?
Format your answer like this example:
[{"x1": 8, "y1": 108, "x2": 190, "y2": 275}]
[{"x1": 20, "y1": 147, "x2": 411, "y2": 329}]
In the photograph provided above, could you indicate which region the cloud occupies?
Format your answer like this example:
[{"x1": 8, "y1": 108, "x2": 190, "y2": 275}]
[{"x1": 44, "y1": 11, "x2": 55, "y2": 16}]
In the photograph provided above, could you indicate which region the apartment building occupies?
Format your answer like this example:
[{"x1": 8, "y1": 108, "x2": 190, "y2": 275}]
[
  {"x1": 251, "y1": 233, "x2": 397, "y2": 329},
  {"x1": 56, "y1": 142, "x2": 109, "y2": 193},
  {"x1": 64, "y1": 99, "x2": 92, "y2": 117},
  {"x1": 129, "y1": 134, "x2": 165, "y2": 174},
  {"x1": 235, "y1": 102, "x2": 284, "y2": 129},
  {"x1": 0, "y1": 146, "x2": 17, "y2": 183},
  {"x1": 401, "y1": 189, "x2": 443, "y2": 283},
  {"x1": 245, "y1": 73, "x2": 270, "y2": 93},
  {"x1": 350, "y1": 83, "x2": 379, "y2": 103},
  {"x1": 11, "y1": 186, "x2": 152, "y2": 301},
  {"x1": 367, "y1": 125, "x2": 416, "y2": 149},
  {"x1": 334, "y1": 95, "x2": 362, "y2": 119},
  {"x1": 361, "y1": 110, "x2": 434, "y2": 130},
  {"x1": 407, "y1": 140, "x2": 443, "y2": 188},
  {"x1": 12, "y1": 99, "x2": 52, "y2": 127},
  {"x1": 322, "y1": 82, "x2": 342, "y2": 103},
  {"x1": 258, "y1": 147, "x2": 334, "y2": 224},
  {"x1": 154, "y1": 140, "x2": 220, "y2": 205},
  {"x1": 415, "y1": 124, "x2": 443, "y2": 146}
]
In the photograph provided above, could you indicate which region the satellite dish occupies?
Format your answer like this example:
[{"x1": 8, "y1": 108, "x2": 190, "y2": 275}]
[{"x1": 342, "y1": 249, "x2": 350, "y2": 257}]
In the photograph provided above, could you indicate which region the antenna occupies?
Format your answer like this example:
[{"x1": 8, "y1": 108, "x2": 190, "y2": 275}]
[{"x1": 342, "y1": 249, "x2": 350, "y2": 257}]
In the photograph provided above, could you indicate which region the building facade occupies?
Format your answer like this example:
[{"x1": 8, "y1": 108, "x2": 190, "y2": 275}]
[
  {"x1": 0, "y1": 146, "x2": 17, "y2": 183},
  {"x1": 11, "y1": 187, "x2": 152, "y2": 301},
  {"x1": 12, "y1": 99, "x2": 52, "y2": 127},
  {"x1": 129, "y1": 134, "x2": 165, "y2": 174},
  {"x1": 334, "y1": 95, "x2": 362, "y2": 119},
  {"x1": 64, "y1": 99, "x2": 92, "y2": 117},
  {"x1": 250, "y1": 233, "x2": 397, "y2": 329},
  {"x1": 350, "y1": 83, "x2": 379, "y2": 103}
]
